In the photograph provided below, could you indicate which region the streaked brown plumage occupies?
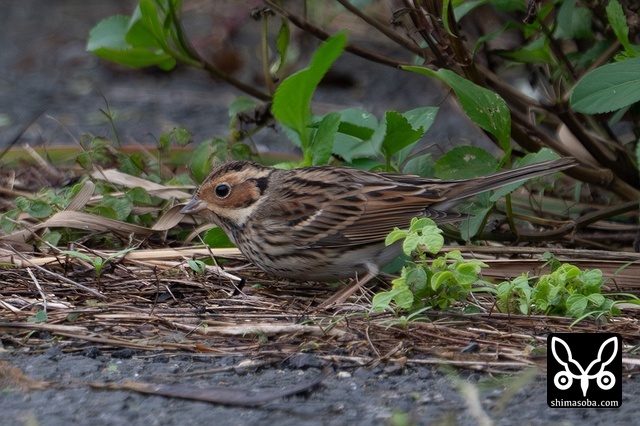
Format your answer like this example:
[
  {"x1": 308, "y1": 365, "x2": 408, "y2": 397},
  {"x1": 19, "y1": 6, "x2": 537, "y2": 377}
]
[{"x1": 180, "y1": 158, "x2": 575, "y2": 282}]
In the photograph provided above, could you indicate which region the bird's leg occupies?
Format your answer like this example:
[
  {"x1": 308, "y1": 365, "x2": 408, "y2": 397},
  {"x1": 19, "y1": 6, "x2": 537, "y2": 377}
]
[{"x1": 318, "y1": 263, "x2": 378, "y2": 308}]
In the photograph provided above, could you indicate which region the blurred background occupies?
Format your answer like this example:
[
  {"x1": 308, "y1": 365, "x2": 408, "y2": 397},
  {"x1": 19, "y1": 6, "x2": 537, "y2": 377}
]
[{"x1": 0, "y1": 0, "x2": 488, "y2": 157}]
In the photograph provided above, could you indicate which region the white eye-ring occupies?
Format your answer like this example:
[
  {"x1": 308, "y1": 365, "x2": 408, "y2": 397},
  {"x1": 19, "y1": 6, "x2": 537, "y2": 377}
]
[{"x1": 215, "y1": 183, "x2": 231, "y2": 198}]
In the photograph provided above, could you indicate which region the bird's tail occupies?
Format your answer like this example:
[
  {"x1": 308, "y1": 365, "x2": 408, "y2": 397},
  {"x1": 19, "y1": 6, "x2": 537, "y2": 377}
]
[{"x1": 433, "y1": 157, "x2": 577, "y2": 211}]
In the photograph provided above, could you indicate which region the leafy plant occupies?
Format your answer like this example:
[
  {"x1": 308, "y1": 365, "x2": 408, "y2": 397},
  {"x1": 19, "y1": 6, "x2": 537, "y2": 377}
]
[
  {"x1": 495, "y1": 263, "x2": 621, "y2": 323},
  {"x1": 82, "y1": 1, "x2": 640, "y2": 258},
  {"x1": 59, "y1": 247, "x2": 135, "y2": 284},
  {"x1": 372, "y1": 218, "x2": 488, "y2": 312},
  {"x1": 187, "y1": 259, "x2": 207, "y2": 275},
  {"x1": 373, "y1": 220, "x2": 632, "y2": 324},
  {"x1": 266, "y1": 31, "x2": 439, "y2": 170},
  {"x1": 1, "y1": 187, "x2": 80, "y2": 234},
  {"x1": 87, "y1": 0, "x2": 269, "y2": 100},
  {"x1": 27, "y1": 310, "x2": 48, "y2": 324}
]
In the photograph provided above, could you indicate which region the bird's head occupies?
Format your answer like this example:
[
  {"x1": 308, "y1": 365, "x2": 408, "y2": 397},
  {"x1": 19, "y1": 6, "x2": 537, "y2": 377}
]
[{"x1": 180, "y1": 161, "x2": 272, "y2": 228}]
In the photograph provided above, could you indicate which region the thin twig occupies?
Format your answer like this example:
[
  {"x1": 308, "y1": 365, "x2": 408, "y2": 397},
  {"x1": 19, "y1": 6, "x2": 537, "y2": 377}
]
[
  {"x1": 8, "y1": 248, "x2": 107, "y2": 300},
  {"x1": 264, "y1": 0, "x2": 409, "y2": 68},
  {"x1": 26, "y1": 267, "x2": 47, "y2": 312}
]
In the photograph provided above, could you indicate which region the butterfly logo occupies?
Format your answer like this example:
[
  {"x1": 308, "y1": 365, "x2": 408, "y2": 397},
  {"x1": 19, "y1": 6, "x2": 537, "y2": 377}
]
[{"x1": 551, "y1": 335, "x2": 618, "y2": 397}]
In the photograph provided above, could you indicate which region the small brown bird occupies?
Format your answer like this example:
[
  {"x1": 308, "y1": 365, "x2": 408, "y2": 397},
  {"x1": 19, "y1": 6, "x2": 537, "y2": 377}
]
[{"x1": 181, "y1": 158, "x2": 575, "y2": 291}]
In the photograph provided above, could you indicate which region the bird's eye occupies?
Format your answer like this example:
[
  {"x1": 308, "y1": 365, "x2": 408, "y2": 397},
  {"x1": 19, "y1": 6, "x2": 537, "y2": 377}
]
[{"x1": 215, "y1": 183, "x2": 231, "y2": 198}]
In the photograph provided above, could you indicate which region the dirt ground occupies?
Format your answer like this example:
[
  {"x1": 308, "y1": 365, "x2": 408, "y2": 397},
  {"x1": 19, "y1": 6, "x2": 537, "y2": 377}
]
[
  {"x1": 2, "y1": 351, "x2": 640, "y2": 426},
  {"x1": 2, "y1": 1, "x2": 640, "y2": 425}
]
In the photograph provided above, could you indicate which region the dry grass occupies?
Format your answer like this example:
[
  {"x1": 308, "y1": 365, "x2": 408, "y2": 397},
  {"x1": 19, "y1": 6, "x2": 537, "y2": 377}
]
[
  {"x1": 2, "y1": 245, "x2": 640, "y2": 375},
  {"x1": 1, "y1": 159, "x2": 640, "y2": 375}
]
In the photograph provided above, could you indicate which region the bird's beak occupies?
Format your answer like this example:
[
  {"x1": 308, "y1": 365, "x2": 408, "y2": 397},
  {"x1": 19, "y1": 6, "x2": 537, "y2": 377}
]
[{"x1": 180, "y1": 198, "x2": 207, "y2": 215}]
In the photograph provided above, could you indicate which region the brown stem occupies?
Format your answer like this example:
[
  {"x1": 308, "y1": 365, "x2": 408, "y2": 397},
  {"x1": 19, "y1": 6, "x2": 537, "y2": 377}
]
[
  {"x1": 439, "y1": 0, "x2": 484, "y2": 85},
  {"x1": 264, "y1": 0, "x2": 409, "y2": 68},
  {"x1": 509, "y1": 112, "x2": 640, "y2": 200},
  {"x1": 336, "y1": 0, "x2": 424, "y2": 57},
  {"x1": 403, "y1": 0, "x2": 450, "y2": 67},
  {"x1": 553, "y1": 107, "x2": 639, "y2": 188},
  {"x1": 538, "y1": 21, "x2": 578, "y2": 82},
  {"x1": 517, "y1": 199, "x2": 640, "y2": 240}
]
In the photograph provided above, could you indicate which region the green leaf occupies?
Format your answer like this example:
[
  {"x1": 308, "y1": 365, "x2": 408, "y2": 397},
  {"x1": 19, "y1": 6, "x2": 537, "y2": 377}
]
[
  {"x1": 117, "y1": 152, "x2": 143, "y2": 176},
  {"x1": 310, "y1": 112, "x2": 340, "y2": 165},
  {"x1": 371, "y1": 291, "x2": 394, "y2": 312},
  {"x1": 104, "y1": 247, "x2": 135, "y2": 263},
  {"x1": 570, "y1": 57, "x2": 640, "y2": 114},
  {"x1": 159, "y1": 126, "x2": 192, "y2": 149},
  {"x1": 272, "y1": 32, "x2": 347, "y2": 160},
  {"x1": 409, "y1": 217, "x2": 435, "y2": 232},
  {"x1": 14, "y1": 197, "x2": 29, "y2": 211},
  {"x1": 385, "y1": 228, "x2": 408, "y2": 246},
  {"x1": 567, "y1": 294, "x2": 588, "y2": 317},
  {"x1": 402, "y1": 107, "x2": 439, "y2": 133},
  {"x1": 76, "y1": 152, "x2": 92, "y2": 170},
  {"x1": 606, "y1": 0, "x2": 632, "y2": 54},
  {"x1": 402, "y1": 234, "x2": 422, "y2": 256},
  {"x1": 442, "y1": 0, "x2": 453, "y2": 35},
  {"x1": 188, "y1": 259, "x2": 207, "y2": 275},
  {"x1": 87, "y1": 15, "x2": 131, "y2": 51},
  {"x1": 60, "y1": 250, "x2": 95, "y2": 264},
  {"x1": 402, "y1": 153, "x2": 434, "y2": 176},
  {"x1": 557, "y1": 264, "x2": 581, "y2": 283},
  {"x1": 405, "y1": 266, "x2": 428, "y2": 294},
  {"x1": 580, "y1": 269, "x2": 604, "y2": 288},
  {"x1": 126, "y1": 3, "x2": 163, "y2": 49},
  {"x1": 372, "y1": 287, "x2": 413, "y2": 311},
  {"x1": 87, "y1": 15, "x2": 175, "y2": 70},
  {"x1": 28, "y1": 310, "x2": 48, "y2": 323},
  {"x1": 431, "y1": 270, "x2": 454, "y2": 291},
  {"x1": 203, "y1": 227, "x2": 236, "y2": 248},
  {"x1": 42, "y1": 231, "x2": 62, "y2": 247},
  {"x1": 332, "y1": 133, "x2": 381, "y2": 162},
  {"x1": 392, "y1": 288, "x2": 416, "y2": 310},
  {"x1": 489, "y1": 0, "x2": 525, "y2": 12},
  {"x1": 330, "y1": 109, "x2": 381, "y2": 162},
  {"x1": 99, "y1": 197, "x2": 133, "y2": 221},
  {"x1": 454, "y1": 0, "x2": 488, "y2": 21},
  {"x1": 379, "y1": 112, "x2": 424, "y2": 159},
  {"x1": 500, "y1": 36, "x2": 554, "y2": 64},
  {"x1": 273, "y1": 18, "x2": 291, "y2": 76},
  {"x1": 393, "y1": 107, "x2": 439, "y2": 165},
  {"x1": 434, "y1": 146, "x2": 498, "y2": 179},
  {"x1": 1, "y1": 209, "x2": 20, "y2": 233},
  {"x1": 88, "y1": 205, "x2": 119, "y2": 220},
  {"x1": 554, "y1": 0, "x2": 593, "y2": 40},
  {"x1": 418, "y1": 231, "x2": 444, "y2": 255},
  {"x1": 403, "y1": 66, "x2": 511, "y2": 149},
  {"x1": 228, "y1": 97, "x2": 258, "y2": 119},
  {"x1": 25, "y1": 200, "x2": 53, "y2": 219},
  {"x1": 336, "y1": 108, "x2": 378, "y2": 139},
  {"x1": 190, "y1": 139, "x2": 216, "y2": 183},
  {"x1": 587, "y1": 293, "x2": 606, "y2": 306},
  {"x1": 125, "y1": 187, "x2": 153, "y2": 206},
  {"x1": 455, "y1": 263, "x2": 480, "y2": 285}
]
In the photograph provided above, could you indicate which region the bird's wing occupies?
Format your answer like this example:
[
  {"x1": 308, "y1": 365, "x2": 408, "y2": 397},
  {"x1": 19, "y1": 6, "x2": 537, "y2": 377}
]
[
  {"x1": 253, "y1": 167, "x2": 458, "y2": 248},
  {"x1": 322, "y1": 180, "x2": 460, "y2": 246}
]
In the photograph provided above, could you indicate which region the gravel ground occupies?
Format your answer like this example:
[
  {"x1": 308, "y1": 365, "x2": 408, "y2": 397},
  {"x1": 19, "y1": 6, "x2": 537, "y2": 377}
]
[{"x1": 2, "y1": 350, "x2": 640, "y2": 426}]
